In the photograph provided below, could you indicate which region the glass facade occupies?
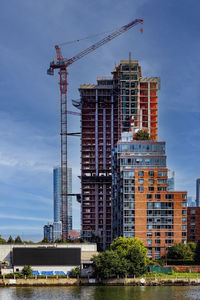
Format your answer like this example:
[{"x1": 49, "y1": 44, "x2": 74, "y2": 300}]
[
  {"x1": 196, "y1": 178, "x2": 200, "y2": 207},
  {"x1": 43, "y1": 224, "x2": 53, "y2": 242},
  {"x1": 53, "y1": 166, "x2": 72, "y2": 234},
  {"x1": 53, "y1": 167, "x2": 61, "y2": 223},
  {"x1": 112, "y1": 136, "x2": 167, "y2": 239},
  {"x1": 167, "y1": 170, "x2": 175, "y2": 191}
]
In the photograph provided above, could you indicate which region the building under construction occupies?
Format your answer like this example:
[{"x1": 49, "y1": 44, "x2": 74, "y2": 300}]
[
  {"x1": 47, "y1": 19, "x2": 143, "y2": 239},
  {"x1": 77, "y1": 60, "x2": 159, "y2": 250}
]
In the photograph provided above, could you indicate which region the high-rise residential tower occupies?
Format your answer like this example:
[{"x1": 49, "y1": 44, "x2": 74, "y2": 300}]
[
  {"x1": 53, "y1": 166, "x2": 72, "y2": 239},
  {"x1": 112, "y1": 132, "x2": 187, "y2": 259},
  {"x1": 77, "y1": 59, "x2": 159, "y2": 250},
  {"x1": 196, "y1": 178, "x2": 200, "y2": 207},
  {"x1": 43, "y1": 223, "x2": 53, "y2": 242}
]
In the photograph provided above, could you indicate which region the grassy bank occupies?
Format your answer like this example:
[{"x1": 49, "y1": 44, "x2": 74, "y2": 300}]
[{"x1": 142, "y1": 272, "x2": 200, "y2": 279}]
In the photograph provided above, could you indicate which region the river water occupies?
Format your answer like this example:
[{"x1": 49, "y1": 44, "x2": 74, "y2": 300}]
[{"x1": 0, "y1": 286, "x2": 200, "y2": 300}]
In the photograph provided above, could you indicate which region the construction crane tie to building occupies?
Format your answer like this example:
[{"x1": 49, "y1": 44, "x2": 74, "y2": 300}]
[{"x1": 47, "y1": 18, "x2": 143, "y2": 239}]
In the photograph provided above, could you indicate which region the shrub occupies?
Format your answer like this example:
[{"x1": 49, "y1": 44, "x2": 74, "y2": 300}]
[
  {"x1": 22, "y1": 265, "x2": 33, "y2": 277},
  {"x1": 70, "y1": 267, "x2": 81, "y2": 278}
]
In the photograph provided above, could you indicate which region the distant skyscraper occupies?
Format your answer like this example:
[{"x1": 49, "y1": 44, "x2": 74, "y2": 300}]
[
  {"x1": 53, "y1": 166, "x2": 72, "y2": 237},
  {"x1": 196, "y1": 178, "x2": 200, "y2": 207},
  {"x1": 187, "y1": 196, "x2": 196, "y2": 207},
  {"x1": 52, "y1": 221, "x2": 62, "y2": 241},
  {"x1": 53, "y1": 167, "x2": 61, "y2": 223},
  {"x1": 43, "y1": 224, "x2": 53, "y2": 242},
  {"x1": 167, "y1": 170, "x2": 175, "y2": 191}
]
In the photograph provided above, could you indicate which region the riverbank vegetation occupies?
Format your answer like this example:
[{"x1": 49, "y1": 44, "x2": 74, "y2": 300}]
[{"x1": 92, "y1": 237, "x2": 149, "y2": 278}]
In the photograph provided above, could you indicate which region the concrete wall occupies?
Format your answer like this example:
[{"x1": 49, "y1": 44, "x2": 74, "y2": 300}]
[{"x1": 1, "y1": 277, "x2": 200, "y2": 286}]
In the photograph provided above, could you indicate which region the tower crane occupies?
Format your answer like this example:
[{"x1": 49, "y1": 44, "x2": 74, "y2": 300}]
[{"x1": 47, "y1": 18, "x2": 143, "y2": 239}]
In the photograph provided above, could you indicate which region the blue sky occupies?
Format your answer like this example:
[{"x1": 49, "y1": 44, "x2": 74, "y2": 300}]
[{"x1": 0, "y1": 0, "x2": 200, "y2": 241}]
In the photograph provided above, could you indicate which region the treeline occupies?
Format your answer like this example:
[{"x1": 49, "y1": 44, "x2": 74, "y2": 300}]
[
  {"x1": 92, "y1": 238, "x2": 200, "y2": 279},
  {"x1": 0, "y1": 235, "x2": 85, "y2": 244},
  {"x1": 165, "y1": 241, "x2": 200, "y2": 265},
  {"x1": 0, "y1": 235, "x2": 24, "y2": 244}
]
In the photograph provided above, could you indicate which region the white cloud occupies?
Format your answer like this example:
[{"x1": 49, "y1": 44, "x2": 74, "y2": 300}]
[
  {"x1": 0, "y1": 226, "x2": 41, "y2": 231},
  {"x1": 0, "y1": 214, "x2": 50, "y2": 222}
]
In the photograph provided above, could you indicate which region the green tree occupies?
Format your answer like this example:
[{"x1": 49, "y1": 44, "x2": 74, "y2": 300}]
[
  {"x1": 134, "y1": 130, "x2": 150, "y2": 140},
  {"x1": 15, "y1": 236, "x2": 23, "y2": 244},
  {"x1": 111, "y1": 237, "x2": 149, "y2": 276},
  {"x1": 194, "y1": 240, "x2": 200, "y2": 264},
  {"x1": 41, "y1": 237, "x2": 49, "y2": 243},
  {"x1": 126, "y1": 244, "x2": 149, "y2": 276},
  {"x1": 54, "y1": 238, "x2": 67, "y2": 243},
  {"x1": 92, "y1": 250, "x2": 128, "y2": 279},
  {"x1": 92, "y1": 237, "x2": 149, "y2": 278},
  {"x1": 167, "y1": 243, "x2": 193, "y2": 260},
  {"x1": 7, "y1": 235, "x2": 14, "y2": 244},
  {"x1": 70, "y1": 267, "x2": 81, "y2": 278},
  {"x1": 188, "y1": 242, "x2": 196, "y2": 253},
  {"x1": 0, "y1": 235, "x2": 6, "y2": 244},
  {"x1": 22, "y1": 265, "x2": 33, "y2": 277}
]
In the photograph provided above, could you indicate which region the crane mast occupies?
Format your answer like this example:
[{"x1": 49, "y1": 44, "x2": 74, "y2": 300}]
[{"x1": 47, "y1": 18, "x2": 143, "y2": 239}]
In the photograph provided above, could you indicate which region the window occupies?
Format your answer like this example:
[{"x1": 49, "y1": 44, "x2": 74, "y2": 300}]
[
  {"x1": 182, "y1": 194, "x2": 187, "y2": 199},
  {"x1": 155, "y1": 240, "x2": 160, "y2": 244},
  {"x1": 158, "y1": 179, "x2": 167, "y2": 184},
  {"x1": 165, "y1": 194, "x2": 174, "y2": 199},
  {"x1": 157, "y1": 171, "x2": 167, "y2": 177},
  {"x1": 165, "y1": 232, "x2": 174, "y2": 237},
  {"x1": 138, "y1": 179, "x2": 144, "y2": 184},
  {"x1": 182, "y1": 217, "x2": 187, "y2": 223},
  {"x1": 148, "y1": 187, "x2": 154, "y2": 192},
  {"x1": 147, "y1": 225, "x2": 153, "y2": 230},
  {"x1": 165, "y1": 239, "x2": 174, "y2": 244},
  {"x1": 147, "y1": 239, "x2": 152, "y2": 245},
  {"x1": 182, "y1": 210, "x2": 187, "y2": 215},
  {"x1": 149, "y1": 171, "x2": 154, "y2": 177},
  {"x1": 148, "y1": 179, "x2": 154, "y2": 184},
  {"x1": 138, "y1": 171, "x2": 144, "y2": 177},
  {"x1": 182, "y1": 225, "x2": 187, "y2": 230},
  {"x1": 154, "y1": 202, "x2": 161, "y2": 208},
  {"x1": 158, "y1": 187, "x2": 167, "y2": 191},
  {"x1": 138, "y1": 186, "x2": 144, "y2": 192},
  {"x1": 155, "y1": 232, "x2": 160, "y2": 237},
  {"x1": 147, "y1": 194, "x2": 153, "y2": 199},
  {"x1": 191, "y1": 223, "x2": 195, "y2": 226},
  {"x1": 124, "y1": 171, "x2": 135, "y2": 178},
  {"x1": 155, "y1": 194, "x2": 161, "y2": 199},
  {"x1": 147, "y1": 247, "x2": 152, "y2": 256},
  {"x1": 191, "y1": 209, "x2": 196, "y2": 214},
  {"x1": 182, "y1": 232, "x2": 187, "y2": 237},
  {"x1": 147, "y1": 232, "x2": 152, "y2": 237},
  {"x1": 182, "y1": 202, "x2": 187, "y2": 208}
]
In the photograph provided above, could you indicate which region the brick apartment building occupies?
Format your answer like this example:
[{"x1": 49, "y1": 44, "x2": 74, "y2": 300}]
[
  {"x1": 112, "y1": 134, "x2": 187, "y2": 259},
  {"x1": 187, "y1": 207, "x2": 200, "y2": 243}
]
